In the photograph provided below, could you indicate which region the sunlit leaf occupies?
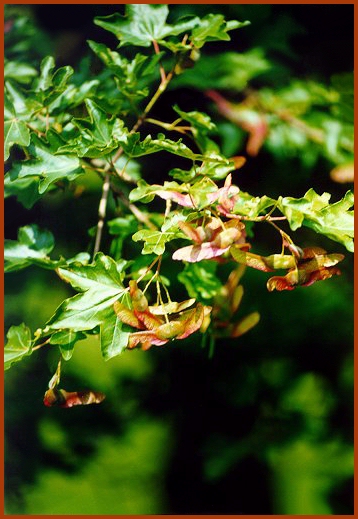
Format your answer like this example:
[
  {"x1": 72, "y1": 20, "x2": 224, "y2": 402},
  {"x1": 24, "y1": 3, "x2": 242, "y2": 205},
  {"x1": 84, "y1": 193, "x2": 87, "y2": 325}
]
[
  {"x1": 100, "y1": 311, "x2": 131, "y2": 360},
  {"x1": 4, "y1": 323, "x2": 32, "y2": 370},
  {"x1": 46, "y1": 253, "x2": 127, "y2": 331},
  {"x1": 278, "y1": 189, "x2": 354, "y2": 252},
  {"x1": 132, "y1": 228, "x2": 183, "y2": 255},
  {"x1": 95, "y1": 4, "x2": 199, "y2": 48},
  {"x1": 190, "y1": 14, "x2": 249, "y2": 49},
  {"x1": 4, "y1": 93, "x2": 30, "y2": 160},
  {"x1": 4, "y1": 224, "x2": 58, "y2": 272}
]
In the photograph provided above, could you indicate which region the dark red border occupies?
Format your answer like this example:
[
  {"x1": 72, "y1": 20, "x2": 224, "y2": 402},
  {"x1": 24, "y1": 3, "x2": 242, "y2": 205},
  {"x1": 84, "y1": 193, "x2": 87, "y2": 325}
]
[{"x1": 1, "y1": 1, "x2": 356, "y2": 518}]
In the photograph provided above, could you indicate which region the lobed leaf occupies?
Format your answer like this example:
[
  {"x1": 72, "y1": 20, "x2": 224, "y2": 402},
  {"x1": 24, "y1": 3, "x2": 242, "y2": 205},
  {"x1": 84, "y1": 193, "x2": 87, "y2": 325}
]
[
  {"x1": 95, "y1": 4, "x2": 199, "y2": 48},
  {"x1": 46, "y1": 253, "x2": 127, "y2": 332},
  {"x1": 9, "y1": 134, "x2": 83, "y2": 194},
  {"x1": 278, "y1": 189, "x2": 354, "y2": 252},
  {"x1": 4, "y1": 224, "x2": 58, "y2": 272},
  {"x1": 49, "y1": 330, "x2": 87, "y2": 361},
  {"x1": 100, "y1": 311, "x2": 131, "y2": 360},
  {"x1": 4, "y1": 323, "x2": 32, "y2": 370}
]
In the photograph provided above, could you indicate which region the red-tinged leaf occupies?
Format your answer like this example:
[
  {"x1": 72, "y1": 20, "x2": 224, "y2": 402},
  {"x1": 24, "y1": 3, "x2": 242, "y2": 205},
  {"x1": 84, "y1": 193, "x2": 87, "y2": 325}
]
[
  {"x1": 245, "y1": 117, "x2": 268, "y2": 156},
  {"x1": 231, "y1": 311, "x2": 260, "y2": 337},
  {"x1": 44, "y1": 388, "x2": 105, "y2": 408},
  {"x1": 135, "y1": 308, "x2": 164, "y2": 330},
  {"x1": 230, "y1": 247, "x2": 274, "y2": 272},
  {"x1": 156, "y1": 321, "x2": 186, "y2": 340},
  {"x1": 173, "y1": 242, "x2": 230, "y2": 262},
  {"x1": 206, "y1": 173, "x2": 240, "y2": 211},
  {"x1": 302, "y1": 246, "x2": 328, "y2": 258},
  {"x1": 128, "y1": 331, "x2": 168, "y2": 349},
  {"x1": 149, "y1": 298, "x2": 196, "y2": 315},
  {"x1": 156, "y1": 189, "x2": 195, "y2": 207},
  {"x1": 212, "y1": 226, "x2": 244, "y2": 248},
  {"x1": 267, "y1": 275, "x2": 296, "y2": 292},
  {"x1": 178, "y1": 221, "x2": 206, "y2": 243},
  {"x1": 230, "y1": 156, "x2": 246, "y2": 169},
  {"x1": 301, "y1": 266, "x2": 341, "y2": 287},
  {"x1": 267, "y1": 264, "x2": 342, "y2": 291},
  {"x1": 300, "y1": 253, "x2": 344, "y2": 274},
  {"x1": 129, "y1": 280, "x2": 149, "y2": 312},
  {"x1": 114, "y1": 301, "x2": 144, "y2": 329},
  {"x1": 176, "y1": 303, "x2": 211, "y2": 339}
]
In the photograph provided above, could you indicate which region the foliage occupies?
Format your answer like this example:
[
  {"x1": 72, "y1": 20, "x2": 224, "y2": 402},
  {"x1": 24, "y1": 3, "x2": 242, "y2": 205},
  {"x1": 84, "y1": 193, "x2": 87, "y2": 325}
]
[{"x1": 4, "y1": 4, "x2": 354, "y2": 515}]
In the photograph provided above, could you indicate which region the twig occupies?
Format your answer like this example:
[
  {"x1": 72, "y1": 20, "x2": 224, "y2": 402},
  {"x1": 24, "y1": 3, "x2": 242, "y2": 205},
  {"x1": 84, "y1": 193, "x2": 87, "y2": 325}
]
[{"x1": 92, "y1": 46, "x2": 179, "y2": 258}]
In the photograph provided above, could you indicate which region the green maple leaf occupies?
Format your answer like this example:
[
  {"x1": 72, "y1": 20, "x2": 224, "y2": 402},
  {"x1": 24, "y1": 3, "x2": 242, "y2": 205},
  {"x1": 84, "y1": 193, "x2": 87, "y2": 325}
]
[
  {"x1": 4, "y1": 323, "x2": 32, "y2": 370},
  {"x1": 94, "y1": 4, "x2": 200, "y2": 48},
  {"x1": 58, "y1": 98, "x2": 120, "y2": 158},
  {"x1": 46, "y1": 253, "x2": 128, "y2": 332},
  {"x1": 49, "y1": 330, "x2": 87, "y2": 361},
  {"x1": 178, "y1": 261, "x2": 222, "y2": 301},
  {"x1": 100, "y1": 309, "x2": 131, "y2": 360},
  {"x1": 9, "y1": 134, "x2": 83, "y2": 194},
  {"x1": 278, "y1": 189, "x2": 354, "y2": 252},
  {"x1": 190, "y1": 14, "x2": 249, "y2": 49},
  {"x1": 4, "y1": 224, "x2": 58, "y2": 272},
  {"x1": 132, "y1": 228, "x2": 184, "y2": 255},
  {"x1": 4, "y1": 93, "x2": 30, "y2": 160}
]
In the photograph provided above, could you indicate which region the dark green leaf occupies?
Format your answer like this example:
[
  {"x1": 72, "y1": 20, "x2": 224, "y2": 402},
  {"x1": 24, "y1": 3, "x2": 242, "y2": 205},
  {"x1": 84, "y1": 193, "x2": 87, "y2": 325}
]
[
  {"x1": 4, "y1": 323, "x2": 32, "y2": 370},
  {"x1": 4, "y1": 173, "x2": 42, "y2": 209},
  {"x1": 94, "y1": 5, "x2": 199, "y2": 48},
  {"x1": 10, "y1": 134, "x2": 83, "y2": 194}
]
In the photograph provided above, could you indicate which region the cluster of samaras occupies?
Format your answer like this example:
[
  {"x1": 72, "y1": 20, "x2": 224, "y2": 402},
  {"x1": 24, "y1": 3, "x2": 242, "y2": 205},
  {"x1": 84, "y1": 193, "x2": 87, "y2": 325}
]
[{"x1": 114, "y1": 280, "x2": 211, "y2": 351}]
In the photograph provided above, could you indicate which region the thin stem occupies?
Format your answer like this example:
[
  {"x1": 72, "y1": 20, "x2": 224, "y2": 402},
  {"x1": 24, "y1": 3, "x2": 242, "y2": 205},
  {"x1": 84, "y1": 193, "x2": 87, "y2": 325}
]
[
  {"x1": 32, "y1": 338, "x2": 51, "y2": 351},
  {"x1": 152, "y1": 39, "x2": 166, "y2": 83},
  {"x1": 136, "y1": 256, "x2": 160, "y2": 284},
  {"x1": 92, "y1": 47, "x2": 178, "y2": 257},
  {"x1": 93, "y1": 172, "x2": 111, "y2": 256}
]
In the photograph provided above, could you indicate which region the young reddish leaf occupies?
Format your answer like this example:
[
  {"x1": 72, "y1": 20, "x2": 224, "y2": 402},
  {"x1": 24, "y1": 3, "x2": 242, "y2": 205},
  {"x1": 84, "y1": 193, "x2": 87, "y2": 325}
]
[
  {"x1": 176, "y1": 303, "x2": 211, "y2": 339},
  {"x1": 128, "y1": 331, "x2": 168, "y2": 350},
  {"x1": 135, "y1": 309, "x2": 164, "y2": 330},
  {"x1": 129, "y1": 279, "x2": 149, "y2": 312},
  {"x1": 44, "y1": 388, "x2": 105, "y2": 408},
  {"x1": 230, "y1": 247, "x2": 274, "y2": 272},
  {"x1": 267, "y1": 264, "x2": 342, "y2": 292},
  {"x1": 173, "y1": 242, "x2": 230, "y2": 262},
  {"x1": 156, "y1": 321, "x2": 186, "y2": 340},
  {"x1": 114, "y1": 300, "x2": 143, "y2": 328},
  {"x1": 149, "y1": 298, "x2": 196, "y2": 315}
]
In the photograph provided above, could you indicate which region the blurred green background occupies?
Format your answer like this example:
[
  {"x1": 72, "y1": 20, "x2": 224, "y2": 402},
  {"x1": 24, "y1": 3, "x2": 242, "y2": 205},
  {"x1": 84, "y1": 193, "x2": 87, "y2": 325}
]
[{"x1": 4, "y1": 4, "x2": 353, "y2": 514}]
